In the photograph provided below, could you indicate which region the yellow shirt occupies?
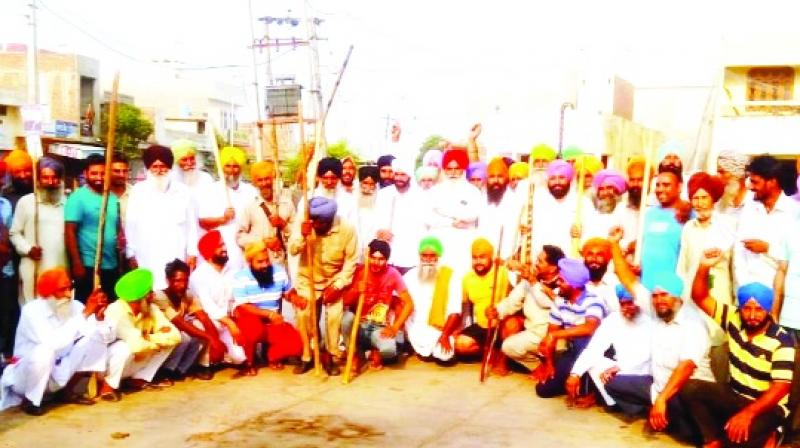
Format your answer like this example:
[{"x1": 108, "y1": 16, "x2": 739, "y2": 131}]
[{"x1": 462, "y1": 266, "x2": 510, "y2": 329}]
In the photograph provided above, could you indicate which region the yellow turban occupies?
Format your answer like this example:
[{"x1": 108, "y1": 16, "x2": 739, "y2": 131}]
[
  {"x1": 5, "y1": 149, "x2": 32, "y2": 172},
  {"x1": 530, "y1": 143, "x2": 556, "y2": 162},
  {"x1": 171, "y1": 139, "x2": 197, "y2": 160},
  {"x1": 509, "y1": 162, "x2": 529, "y2": 179},
  {"x1": 244, "y1": 240, "x2": 268, "y2": 263},
  {"x1": 574, "y1": 154, "x2": 603, "y2": 175},
  {"x1": 250, "y1": 160, "x2": 276, "y2": 178},
  {"x1": 471, "y1": 238, "x2": 494, "y2": 257},
  {"x1": 220, "y1": 146, "x2": 247, "y2": 167}
]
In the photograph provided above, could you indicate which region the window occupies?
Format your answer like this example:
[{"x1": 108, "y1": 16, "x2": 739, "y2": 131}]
[{"x1": 746, "y1": 67, "x2": 796, "y2": 113}]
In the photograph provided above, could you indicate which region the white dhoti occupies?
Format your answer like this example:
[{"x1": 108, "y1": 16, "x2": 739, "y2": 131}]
[
  {"x1": 405, "y1": 321, "x2": 454, "y2": 362},
  {"x1": 105, "y1": 341, "x2": 175, "y2": 389},
  {"x1": 1, "y1": 336, "x2": 108, "y2": 408}
]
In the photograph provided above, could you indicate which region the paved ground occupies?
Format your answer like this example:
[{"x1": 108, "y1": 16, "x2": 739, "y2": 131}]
[{"x1": 0, "y1": 357, "x2": 700, "y2": 447}]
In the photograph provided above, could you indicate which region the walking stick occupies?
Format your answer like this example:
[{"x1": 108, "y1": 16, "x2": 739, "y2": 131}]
[
  {"x1": 633, "y1": 145, "x2": 653, "y2": 266},
  {"x1": 480, "y1": 226, "x2": 504, "y2": 383},
  {"x1": 208, "y1": 125, "x2": 232, "y2": 208},
  {"x1": 570, "y1": 156, "x2": 587, "y2": 258},
  {"x1": 342, "y1": 248, "x2": 370, "y2": 384},
  {"x1": 298, "y1": 101, "x2": 322, "y2": 376},
  {"x1": 518, "y1": 156, "x2": 536, "y2": 264}
]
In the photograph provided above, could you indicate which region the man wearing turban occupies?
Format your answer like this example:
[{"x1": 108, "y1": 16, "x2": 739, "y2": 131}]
[
  {"x1": 508, "y1": 162, "x2": 529, "y2": 191},
  {"x1": 687, "y1": 253, "x2": 795, "y2": 448},
  {"x1": 476, "y1": 157, "x2": 523, "y2": 260},
  {"x1": 340, "y1": 156, "x2": 357, "y2": 194},
  {"x1": 530, "y1": 144, "x2": 557, "y2": 189},
  {"x1": 65, "y1": 154, "x2": 121, "y2": 302},
  {"x1": 415, "y1": 166, "x2": 438, "y2": 191},
  {"x1": 466, "y1": 161, "x2": 487, "y2": 191},
  {"x1": 573, "y1": 169, "x2": 629, "y2": 247},
  {"x1": 715, "y1": 150, "x2": 751, "y2": 220},
  {"x1": 353, "y1": 165, "x2": 380, "y2": 262},
  {"x1": 341, "y1": 239, "x2": 414, "y2": 371},
  {"x1": 103, "y1": 268, "x2": 181, "y2": 400},
  {"x1": 533, "y1": 258, "x2": 607, "y2": 400},
  {"x1": 0, "y1": 268, "x2": 113, "y2": 415},
  {"x1": 288, "y1": 196, "x2": 358, "y2": 375},
  {"x1": 376, "y1": 154, "x2": 395, "y2": 189},
  {"x1": 402, "y1": 236, "x2": 462, "y2": 362},
  {"x1": 125, "y1": 145, "x2": 198, "y2": 290},
  {"x1": 608, "y1": 232, "x2": 715, "y2": 442},
  {"x1": 10, "y1": 157, "x2": 68, "y2": 304},
  {"x1": 230, "y1": 241, "x2": 303, "y2": 375},
  {"x1": 656, "y1": 140, "x2": 685, "y2": 177},
  {"x1": 308, "y1": 156, "x2": 356, "y2": 224},
  {"x1": 237, "y1": 160, "x2": 296, "y2": 268},
  {"x1": 454, "y1": 238, "x2": 512, "y2": 373},
  {"x1": 581, "y1": 237, "x2": 619, "y2": 314},
  {"x1": 170, "y1": 139, "x2": 214, "y2": 192},
  {"x1": 198, "y1": 145, "x2": 258, "y2": 272},
  {"x1": 3, "y1": 149, "x2": 33, "y2": 211},
  {"x1": 426, "y1": 147, "x2": 483, "y2": 273},
  {"x1": 375, "y1": 156, "x2": 426, "y2": 273}
]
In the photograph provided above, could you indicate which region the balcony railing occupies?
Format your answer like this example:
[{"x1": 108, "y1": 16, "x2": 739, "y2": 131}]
[{"x1": 721, "y1": 99, "x2": 800, "y2": 116}]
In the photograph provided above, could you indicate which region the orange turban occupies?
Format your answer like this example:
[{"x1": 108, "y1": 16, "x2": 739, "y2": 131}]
[
  {"x1": 581, "y1": 238, "x2": 612, "y2": 259},
  {"x1": 198, "y1": 230, "x2": 224, "y2": 261},
  {"x1": 487, "y1": 157, "x2": 509, "y2": 179},
  {"x1": 5, "y1": 149, "x2": 32, "y2": 173},
  {"x1": 626, "y1": 156, "x2": 646, "y2": 174},
  {"x1": 471, "y1": 238, "x2": 494, "y2": 257},
  {"x1": 250, "y1": 160, "x2": 276, "y2": 178},
  {"x1": 37, "y1": 267, "x2": 70, "y2": 298},
  {"x1": 244, "y1": 240, "x2": 268, "y2": 263}
]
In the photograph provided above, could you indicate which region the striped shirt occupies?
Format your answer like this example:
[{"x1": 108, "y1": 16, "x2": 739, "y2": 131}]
[
  {"x1": 231, "y1": 265, "x2": 291, "y2": 311},
  {"x1": 715, "y1": 303, "x2": 796, "y2": 417},
  {"x1": 549, "y1": 290, "x2": 607, "y2": 328}
]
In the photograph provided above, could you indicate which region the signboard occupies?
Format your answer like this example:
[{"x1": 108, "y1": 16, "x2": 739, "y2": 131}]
[{"x1": 48, "y1": 143, "x2": 104, "y2": 160}]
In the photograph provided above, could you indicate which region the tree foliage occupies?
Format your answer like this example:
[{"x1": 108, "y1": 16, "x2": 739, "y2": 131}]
[
  {"x1": 100, "y1": 103, "x2": 154, "y2": 159},
  {"x1": 282, "y1": 139, "x2": 361, "y2": 186},
  {"x1": 415, "y1": 134, "x2": 444, "y2": 167}
]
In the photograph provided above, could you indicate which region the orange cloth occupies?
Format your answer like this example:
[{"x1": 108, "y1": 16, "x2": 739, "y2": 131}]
[
  {"x1": 36, "y1": 267, "x2": 70, "y2": 298},
  {"x1": 582, "y1": 238, "x2": 612, "y2": 259},
  {"x1": 250, "y1": 160, "x2": 276, "y2": 178},
  {"x1": 198, "y1": 230, "x2": 223, "y2": 261},
  {"x1": 487, "y1": 157, "x2": 509, "y2": 179},
  {"x1": 5, "y1": 149, "x2": 32, "y2": 172},
  {"x1": 471, "y1": 238, "x2": 494, "y2": 257}
]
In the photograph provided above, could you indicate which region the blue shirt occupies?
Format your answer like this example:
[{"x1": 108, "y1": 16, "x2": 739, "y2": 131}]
[
  {"x1": 549, "y1": 290, "x2": 607, "y2": 328},
  {"x1": 641, "y1": 205, "x2": 684, "y2": 288},
  {"x1": 64, "y1": 186, "x2": 119, "y2": 269},
  {"x1": 231, "y1": 265, "x2": 291, "y2": 311},
  {"x1": 0, "y1": 197, "x2": 13, "y2": 277}
]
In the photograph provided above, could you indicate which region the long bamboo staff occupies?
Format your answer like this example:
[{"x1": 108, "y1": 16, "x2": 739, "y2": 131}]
[
  {"x1": 342, "y1": 248, "x2": 370, "y2": 384},
  {"x1": 256, "y1": 122, "x2": 264, "y2": 162},
  {"x1": 480, "y1": 226, "x2": 504, "y2": 383},
  {"x1": 208, "y1": 125, "x2": 232, "y2": 208},
  {"x1": 92, "y1": 72, "x2": 119, "y2": 289},
  {"x1": 30, "y1": 145, "x2": 40, "y2": 285},
  {"x1": 299, "y1": 100, "x2": 322, "y2": 376},
  {"x1": 570, "y1": 156, "x2": 587, "y2": 258},
  {"x1": 633, "y1": 144, "x2": 653, "y2": 266},
  {"x1": 519, "y1": 155, "x2": 537, "y2": 264}
]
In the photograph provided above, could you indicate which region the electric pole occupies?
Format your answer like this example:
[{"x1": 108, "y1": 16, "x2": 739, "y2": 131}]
[
  {"x1": 247, "y1": 0, "x2": 262, "y2": 121},
  {"x1": 26, "y1": 0, "x2": 39, "y2": 105}
]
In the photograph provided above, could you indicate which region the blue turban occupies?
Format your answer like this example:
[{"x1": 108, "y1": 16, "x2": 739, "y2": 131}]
[
  {"x1": 646, "y1": 272, "x2": 684, "y2": 298},
  {"x1": 557, "y1": 258, "x2": 590, "y2": 289},
  {"x1": 737, "y1": 282, "x2": 774, "y2": 312},
  {"x1": 616, "y1": 284, "x2": 635, "y2": 303},
  {"x1": 309, "y1": 196, "x2": 337, "y2": 220},
  {"x1": 377, "y1": 154, "x2": 395, "y2": 168},
  {"x1": 466, "y1": 161, "x2": 487, "y2": 181},
  {"x1": 37, "y1": 156, "x2": 64, "y2": 178}
]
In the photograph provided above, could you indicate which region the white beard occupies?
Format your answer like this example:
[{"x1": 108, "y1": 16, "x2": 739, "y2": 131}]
[
  {"x1": 418, "y1": 264, "x2": 438, "y2": 283},
  {"x1": 148, "y1": 172, "x2": 170, "y2": 193},
  {"x1": 719, "y1": 179, "x2": 741, "y2": 208},
  {"x1": 181, "y1": 169, "x2": 197, "y2": 186},
  {"x1": 48, "y1": 298, "x2": 73, "y2": 322},
  {"x1": 357, "y1": 193, "x2": 375, "y2": 209}
]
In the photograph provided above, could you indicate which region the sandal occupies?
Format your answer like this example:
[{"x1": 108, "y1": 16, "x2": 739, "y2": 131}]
[{"x1": 99, "y1": 390, "x2": 122, "y2": 402}]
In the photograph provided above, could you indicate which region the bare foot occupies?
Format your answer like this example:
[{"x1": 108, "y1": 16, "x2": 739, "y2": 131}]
[
  {"x1": 574, "y1": 393, "x2": 596, "y2": 409},
  {"x1": 368, "y1": 351, "x2": 384, "y2": 370},
  {"x1": 268, "y1": 362, "x2": 284, "y2": 371}
]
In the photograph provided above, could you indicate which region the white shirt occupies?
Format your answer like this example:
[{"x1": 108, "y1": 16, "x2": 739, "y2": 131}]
[
  {"x1": 426, "y1": 178, "x2": 483, "y2": 271},
  {"x1": 478, "y1": 191, "x2": 524, "y2": 260},
  {"x1": 734, "y1": 193, "x2": 799, "y2": 288},
  {"x1": 198, "y1": 180, "x2": 259, "y2": 272},
  {"x1": 531, "y1": 188, "x2": 592, "y2": 255},
  {"x1": 189, "y1": 262, "x2": 235, "y2": 321},
  {"x1": 586, "y1": 279, "x2": 620, "y2": 313},
  {"x1": 375, "y1": 185, "x2": 427, "y2": 268},
  {"x1": 571, "y1": 311, "x2": 653, "y2": 377},
  {"x1": 125, "y1": 178, "x2": 198, "y2": 290},
  {"x1": 778, "y1": 232, "x2": 800, "y2": 330}
]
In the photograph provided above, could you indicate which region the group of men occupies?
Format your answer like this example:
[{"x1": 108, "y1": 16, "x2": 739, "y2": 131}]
[{"x1": 0, "y1": 131, "x2": 799, "y2": 448}]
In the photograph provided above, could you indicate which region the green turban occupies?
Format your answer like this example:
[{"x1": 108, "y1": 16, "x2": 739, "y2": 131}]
[
  {"x1": 115, "y1": 268, "x2": 154, "y2": 302},
  {"x1": 418, "y1": 236, "x2": 443, "y2": 257},
  {"x1": 561, "y1": 145, "x2": 584, "y2": 161},
  {"x1": 530, "y1": 143, "x2": 556, "y2": 162}
]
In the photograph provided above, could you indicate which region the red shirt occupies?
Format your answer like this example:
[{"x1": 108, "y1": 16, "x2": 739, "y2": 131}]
[{"x1": 352, "y1": 265, "x2": 407, "y2": 324}]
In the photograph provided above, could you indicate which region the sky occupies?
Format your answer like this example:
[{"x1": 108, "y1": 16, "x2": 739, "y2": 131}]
[{"x1": 3, "y1": 0, "x2": 800, "y2": 160}]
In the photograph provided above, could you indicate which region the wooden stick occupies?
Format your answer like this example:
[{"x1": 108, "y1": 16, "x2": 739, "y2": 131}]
[
  {"x1": 92, "y1": 72, "x2": 119, "y2": 289},
  {"x1": 342, "y1": 248, "x2": 370, "y2": 384},
  {"x1": 299, "y1": 100, "x2": 322, "y2": 376},
  {"x1": 270, "y1": 121, "x2": 281, "y2": 198},
  {"x1": 31, "y1": 152, "x2": 40, "y2": 285},
  {"x1": 519, "y1": 156, "x2": 537, "y2": 264},
  {"x1": 570, "y1": 156, "x2": 587, "y2": 258},
  {"x1": 208, "y1": 125, "x2": 232, "y2": 208},
  {"x1": 480, "y1": 226, "x2": 504, "y2": 383},
  {"x1": 256, "y1": 122, "x2": 264, "y2": 162},
  {"x1": 633, "y1": 143, "x2": 653, "y2": 266}
]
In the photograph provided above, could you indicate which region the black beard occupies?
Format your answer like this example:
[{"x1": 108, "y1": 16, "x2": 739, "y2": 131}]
[
  {"x1": 379, "y1": 178, "x2": 394, "y2": 188},
  {"x1": 742, "y1": 317, "x2": 770, "y2": 333},
  {"x1": 549, "y1": 185, "x2": 568, "y2": 199},
  {"x1": 212, "y1": 255, "x2": 229, "y2": 266},
  {"x1": 487, "y1": 184, "x2": 507, "y2": 204},
  {"x1": 588, "y1": 264, "x2": 608, "y2": 282},
  {"x1": 628, "y1": 188, "x2": 642, "y2": 206},
  {"x1": 252, "y1": 266, "x2": 275, "y2": 288},
  {"x1": 12, "y1": 178, "x2": 33, "y2": 194}
]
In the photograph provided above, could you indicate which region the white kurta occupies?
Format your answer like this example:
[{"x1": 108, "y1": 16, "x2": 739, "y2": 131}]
[
  {"x1": 477, "y1": 191, "x2": 524, "y2": 260},
  {"x1": 353, "y1": 202, "x2": 378, "y2": 263},
  {"x1": 531, "y1": 189, "x2": 591, "y2": 256},
  {"x1": 198, "y1": 181, "x2": 259, "y2": 272},
  {"x1": 375, "y1": 186, "x2": 427, "y2": 268},
  {"x1": 426, "y1": 179, "x2": 483, "y2": 273},
  {"x1": 9, "y1": 193, "x2": 67, "y2": 305},
  {"x1": 402, "y1": 266, "x2": 462, "y2": 361},
  {"x1": 1, "y1": 299, "x2": 113, "y2": 408},
  {"x1": 125, "y1": 179, "x2": 198, "y2": 290}
]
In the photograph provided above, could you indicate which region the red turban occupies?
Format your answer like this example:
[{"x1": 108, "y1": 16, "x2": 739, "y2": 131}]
[
  {"x1": 198, "y1": 230, "x2": 224, "y2": 261},
  {"x1": 37, "y1": 267, "x2": 70, "y2": 298},
  {"x1": 441, "y1": 147, "x2": 469, "y2": 170},
  {"x1": 687, "y1": 172, "x2": 724, "y2": 203}
]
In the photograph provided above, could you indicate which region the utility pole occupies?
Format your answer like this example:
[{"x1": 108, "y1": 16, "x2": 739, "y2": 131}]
[
  {"x1": 26, "y1": 0, "x2": 40, "y2": 105},
  {"x1": 303, "y1": 0, "x2": 325, "y2": 153},
  {"x1": 247, "y1": 0, "x2": 262, "y2": 121}
]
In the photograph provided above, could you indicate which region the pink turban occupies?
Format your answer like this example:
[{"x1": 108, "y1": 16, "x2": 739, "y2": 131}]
[
  {"x1": 546, "y1": 160, "x2": 575, "y2": 180},
  {"x1": 592, "y1": 169, "x2": 627, "y2": 194}
]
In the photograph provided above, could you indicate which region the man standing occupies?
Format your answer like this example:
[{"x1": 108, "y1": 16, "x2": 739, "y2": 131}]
[
  {"x1": 109, "y1": 153, "x2": 131, "y2": 226},
  {"x1": 169, "y1": 139, "x2": 214, "y2": 194},
  {"x1": 341, "y1": 240, "x2": 414, "y2": 371},
  {"x1": 466, "y1": 161, "x2": 487, "y2": 191},
  {"x1": 532, "y1": 160, "x2": 588, "y2": 255},
  {"x1": 576, "y1": 169, "x2": 628, "y2": 243},
  {"x1": 188, "y1": 230, "x2": 247, "y2": 367},
  {"x1": 231, "y1": 241, "x2": 303, "y2": 375},
  {"x1": 375, "y1": 158, "x2": 425, "y2": 274},
  {"x1": 640, "y1": 171, "x2": 688, "y2": 289},
  {"x1": 288, "y1": 197, "x2": 358, "y2": 375},
  {"x1": 0, "y1": 268, "x2": 112, "y2": 415},
  {"x1": 102, "y1": 269, "x2": 181, "y2": 400},
  {"x1": 715, "y1": 150, "x2": 751, "y2": 221},
  {"x1": 2, "y1": 149, "x2": 34, "y2": 211},
  {"x1": 65, "y1": 154, "x2": 121, "y2": 302},
  {"x1": 353, "y1": 166, "x2": 380, "y2": 261},
  {"x1": 125, "y1": 145, "x2": 198, "y2": 290},
  {"x1": 340, "y1": 156, "x2": 357, "y2": 194},
  {"x1": 10, "y1": 157, "x2": 68, "y2": 304},
  {"x1": 478, "y1": 157, "x2": 523, "y2": 260},
  {"x1": 533, "y1": 258, "x2": 606, "y2": 398},
  {"x1": 415, "y1": 166, "x2": 438, "y2": 191},
  {"x1": 237, "y1": 160, "x2": 295, "y2": 267},
  {"x1": 152, "y1": 259, "x2": 226, "y2": 381},
  {"x1": 403, "y1": 236, "x2": 462, "y2": 362},
  {"x1": 686, "y1": 252, "x2": 794, "y2": 448},
  {"x1": 0, "y1": 165, "x2": 13, "y2": 364},
  {"x1": 198, "y1": 146, "x2": 258, "y2": 272},
  {"x1": 529, "y1": 143, "x2": 557, "y2": 188},
  {"x1": 734, "y1": 155, "x2": 798, "y2": 289},
  {"x1": 377, "y1": 154, "x2": 395, "y2": 189},
  {"x1": 308, "y1": 157, "x2": 356, "y2": 224},
  {"x1": 621, "y1": 156, "x2": 647, "y2": 246}
]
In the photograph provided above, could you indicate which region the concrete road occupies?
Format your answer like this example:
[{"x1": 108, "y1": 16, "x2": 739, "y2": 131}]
[{"x1": 0, "y1": 358, "x2": 696, "y2": 447}]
